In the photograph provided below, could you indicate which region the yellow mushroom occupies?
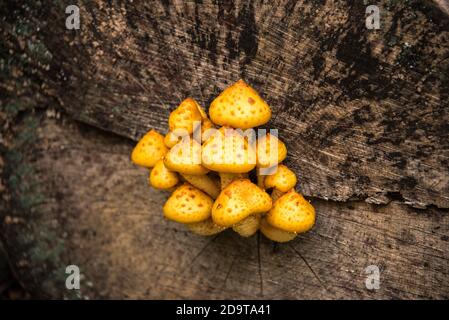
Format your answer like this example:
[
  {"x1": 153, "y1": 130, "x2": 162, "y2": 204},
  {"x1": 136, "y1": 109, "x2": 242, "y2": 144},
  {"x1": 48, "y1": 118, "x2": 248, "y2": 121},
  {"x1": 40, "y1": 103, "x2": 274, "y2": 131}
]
[
  {"x1": 165, "y1": 98, "x2": 211, "y2": 148},
  {"x1": 256, "y1": 133, "x2": 287, "y2": 171},
  {"x1": 260, "y1": 217, "x2": 297, "y2": 243},
  {"x1": 168, "y1": 98, "x2": 204, "y2": 135},
  {"x1": 132, "y1": 84, "x2": 315, "y2": 240},
  {"x1": 131, "y1": 130, "x2": 168, "y2": 168},
  {"x1": 187, "y1": 218, "x2": 227, "y2": 236},
  {"x1": 212, "y1": 179, "x2": 272, "y2": 227},
  {"x1": 202, "y1": 127, "x2": 256, "y2": 173},
  {"x1": 149, "y1": 159, "x2": 179, "y2": 190},
  {"x1": 163, "y1": 184, "x2": 213, "y2": 223},
  {"x1": 209, "y1": 79, "x2": 271, "y2": 129},
  {"x1": 264, "y1": 164, "x2": 297, "y2": 201},
  {"x1": 214, "y1": 172, "x2": 255, "y2": 237},
  {"x1": 266, "y1": 190, "x2": 315, "y2": 234},
  {"x1": 181, "y1": 173, "x2": 221, "y2": 199},
  {"x1": 215, "y1": 171, "x2": 256, "y2": 237},
  {"x1": 164, "y1": 138, "x2": 209, "y2": 175},
  {"x1": 165, "y1": 118, "x2": 214, "y2": 148}
]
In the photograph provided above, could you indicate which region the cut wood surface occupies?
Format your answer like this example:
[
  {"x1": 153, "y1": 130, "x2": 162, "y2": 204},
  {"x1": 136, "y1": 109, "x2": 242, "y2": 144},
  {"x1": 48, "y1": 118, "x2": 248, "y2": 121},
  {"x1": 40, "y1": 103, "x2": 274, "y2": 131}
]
[
  {"x1": 24, "y1": 0, "x2": 446, "y2": 208},
  {"x1": 1, "y1": 114, "x2": 448, "y2": 299}
]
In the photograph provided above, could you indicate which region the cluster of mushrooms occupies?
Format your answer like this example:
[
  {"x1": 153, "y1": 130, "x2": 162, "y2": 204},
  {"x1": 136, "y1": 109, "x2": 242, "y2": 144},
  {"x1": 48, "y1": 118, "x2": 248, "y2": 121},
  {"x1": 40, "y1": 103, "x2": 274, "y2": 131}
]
[{"x1": 131, "y1": 80, "x2": 315, "y2": 242}]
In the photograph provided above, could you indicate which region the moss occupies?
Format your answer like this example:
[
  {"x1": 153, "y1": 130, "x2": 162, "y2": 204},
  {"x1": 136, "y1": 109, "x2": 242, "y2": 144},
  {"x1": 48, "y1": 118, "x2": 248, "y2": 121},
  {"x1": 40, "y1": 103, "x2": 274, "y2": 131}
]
[
  {"x1": 14, "y1": 231, "x2": 35, "y2": 247},
  {"x1": 2, "y1": 113, "x2": 72, "y2": 298},
  {"x1": 27, "y1": 40, "x2": 53, "y2": 64},
  {"x1": 397, "y1": 44, "x2": 421, "y2": 69},
  {"x1": 112, "y1": 106, "x2": 120, "y2": 113},
  {"x1": 0, "y1": 2, "x2": 55, "y2": 129}
]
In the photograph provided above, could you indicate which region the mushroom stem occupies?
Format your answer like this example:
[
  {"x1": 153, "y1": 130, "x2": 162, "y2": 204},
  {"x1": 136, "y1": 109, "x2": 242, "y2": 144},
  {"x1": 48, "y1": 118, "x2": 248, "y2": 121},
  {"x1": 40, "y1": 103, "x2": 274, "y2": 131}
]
[
  {"x1": 232, "y1": 214, "x2": 261, "y2": 237},
  {"x1": 271, "y1": 188, "x2": 284, "y2": 202},
  {"x1": 219, "y1": 172, "x2": 247, "y2": 190},
  {"x1": 257, "y1": 174, "x2": 265, "y2": 189}
]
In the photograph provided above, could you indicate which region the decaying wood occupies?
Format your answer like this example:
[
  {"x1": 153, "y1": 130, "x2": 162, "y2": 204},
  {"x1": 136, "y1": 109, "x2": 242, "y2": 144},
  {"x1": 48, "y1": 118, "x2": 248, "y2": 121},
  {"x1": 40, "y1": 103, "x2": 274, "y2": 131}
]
[
  {"x1": 3, "y1": 0, "x2": 445, "y2": 208},
  {"x1": 1, "y1": 114, "x2": 448, "y2": 299},
  {"x1": 1, "y1": 0, "x2": 449, "y2": 300}
]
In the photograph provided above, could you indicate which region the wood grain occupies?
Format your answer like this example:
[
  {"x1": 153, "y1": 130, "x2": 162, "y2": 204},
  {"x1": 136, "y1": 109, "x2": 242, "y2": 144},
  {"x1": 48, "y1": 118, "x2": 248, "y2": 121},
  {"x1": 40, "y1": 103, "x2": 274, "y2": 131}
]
[
  {"x1": 1, "y1": 114, "x2": 448, "y2": 299},
  {"x1": 8, "y1": 0, "x2": 442, "y2": 208}
]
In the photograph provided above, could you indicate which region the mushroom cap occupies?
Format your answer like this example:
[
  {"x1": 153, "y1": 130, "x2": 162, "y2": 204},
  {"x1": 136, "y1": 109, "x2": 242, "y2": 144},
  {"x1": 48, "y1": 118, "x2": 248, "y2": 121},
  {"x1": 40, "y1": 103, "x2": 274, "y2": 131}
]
[
  {"x1": 169, "y1": 98, "x2": 203, "y2": 134},
  {"x1": 202, "y1": 127, "x2": 256, "y2": 173},
  {"x1": 164, "y1": 131, "x2": 182, "y2": 148},
  {"x1": 187, "y1": 218, "x2": 227, "y2": 236},
  {"x1": 264, "y1": 164, "x2": 297, "y2": 193},
  {"x1": 209, "y1": 80, "x2": 271, "y2": 129},
  {"x1": 164, "y1": 138, "x2": 209, "y2": 175},
  {"x1": 163, "y1": 184, "x2": 213, "y2": 223},
  {"x1": 181, "y1": 173, "x2": 221, "y2": 199},
  {"x1": 256, "y1": 134, "x2": 287, "y2": 169},
  {"x1": 266, "y1": 190, "x2": 315, "y2": 233},
  {"x1": 131, "y1": 130, "x2": 168, "y2": 168},
  {"x1": 212, "y1": 179, "x2": 272, "y2": 227},
  {"x1": 149, "y1": 160, "x2": 179, "y2": 190},
  {"x1": 260, "y1": 218, "x2": 297, "y2": 243}
]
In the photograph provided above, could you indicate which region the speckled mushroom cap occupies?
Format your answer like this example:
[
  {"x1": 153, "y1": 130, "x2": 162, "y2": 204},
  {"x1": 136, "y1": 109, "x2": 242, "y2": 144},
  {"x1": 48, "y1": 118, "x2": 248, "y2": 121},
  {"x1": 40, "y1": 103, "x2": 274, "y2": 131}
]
[
  {"x1": 266, "y1": 190, "x2": 315, "y2": 233},
  {"x1": 202, "y1": 127, "x2": 256, "y2": 173},
  {"x1": 168, "y1": 98, "x2": 204, "y2": 134},
  {"x1": 149, "y1": 159, "x2": 179, "y2": 190},
  {"x1": 256, "y1": 133, "x2": 287, "y2": 169},
  {"x1": 209, "y1": 80, "x2": 272, "y2": 129},
  {"x1": 212, "y1": 179, "x2": 272, "y2": 227},
  {"x1": 131, "y1": 129, "x2": 168, "y2": 168},
  {"x1": 164, "y1": 138, "x2": 209, "y2": 175},
  {"x1": 264, "y1": 164, "x2": 297, "y2": 193},
  {"x1": 163, "y1": 184, "x2": 213, "y2": 223}
]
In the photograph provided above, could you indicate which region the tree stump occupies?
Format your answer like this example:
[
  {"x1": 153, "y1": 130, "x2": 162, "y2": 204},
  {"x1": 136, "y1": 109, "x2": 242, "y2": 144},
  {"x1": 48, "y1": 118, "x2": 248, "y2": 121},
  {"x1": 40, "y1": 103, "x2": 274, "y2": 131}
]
[{"x1": 0, "y1": 1, "x2": 448, "y2": 299}]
